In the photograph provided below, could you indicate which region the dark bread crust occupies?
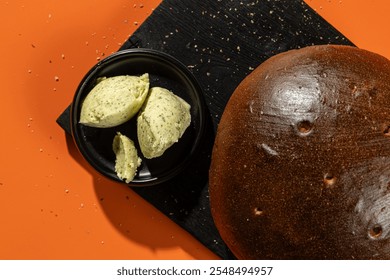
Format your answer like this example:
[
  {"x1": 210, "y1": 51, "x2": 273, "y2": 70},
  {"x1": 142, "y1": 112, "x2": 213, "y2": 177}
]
[{"x1": 209, "y1": 45, "x2": 390, "y2": 259}]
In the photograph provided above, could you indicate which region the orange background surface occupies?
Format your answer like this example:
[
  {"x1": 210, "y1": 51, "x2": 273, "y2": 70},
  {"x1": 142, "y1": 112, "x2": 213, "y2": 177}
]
[{"x1": 0, "y1": 0, "x2": 389, "y2": 259}]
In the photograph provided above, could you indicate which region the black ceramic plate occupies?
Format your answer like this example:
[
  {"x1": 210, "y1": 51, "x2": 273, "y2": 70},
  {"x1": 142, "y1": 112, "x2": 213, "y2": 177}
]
[{"x1": 70, "y1": 48, "x2": 207, "y2": 186}]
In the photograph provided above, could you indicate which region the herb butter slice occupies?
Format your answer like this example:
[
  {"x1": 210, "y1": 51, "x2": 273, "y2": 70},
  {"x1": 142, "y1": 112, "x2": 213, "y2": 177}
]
[
  {"x1": 113, "y1": 132, "x2": 141, "y2": 183},
  {"x1": 137, "y1": 87, "x2": 191, "y2": 159},
  {"x1": 80, "y1": 74, "x2": 149, "y2": 128}
]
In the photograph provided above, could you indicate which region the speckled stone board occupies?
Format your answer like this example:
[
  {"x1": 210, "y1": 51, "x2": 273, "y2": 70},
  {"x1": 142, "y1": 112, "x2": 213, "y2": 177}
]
[{"x1": 57, "y1": 0, "x2": 353, "y2": 259}]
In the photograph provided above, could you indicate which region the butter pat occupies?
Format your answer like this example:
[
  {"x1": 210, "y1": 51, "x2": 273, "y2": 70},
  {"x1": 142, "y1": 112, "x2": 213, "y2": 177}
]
[
  {"x1": 113, "y1": 132, "x2": 142, "y2": 183},
  {"x1": 80, "y1": 74, "x2": 149, "y2": 128},
  {"x1": 137, "y1": 87, "x2": 191, "y2": 159}
]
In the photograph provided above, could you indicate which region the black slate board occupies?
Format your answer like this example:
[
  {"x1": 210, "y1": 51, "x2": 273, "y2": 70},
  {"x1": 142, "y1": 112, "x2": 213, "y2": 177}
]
[{"x1": 57, "y1": 0, "x2": 354, "y2": 259}]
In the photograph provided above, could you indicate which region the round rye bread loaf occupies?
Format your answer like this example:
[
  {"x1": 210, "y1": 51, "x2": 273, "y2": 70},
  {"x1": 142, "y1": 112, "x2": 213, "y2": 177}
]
[{"x1": 209, "y1": 45, "x2": 390, "y2": 259}]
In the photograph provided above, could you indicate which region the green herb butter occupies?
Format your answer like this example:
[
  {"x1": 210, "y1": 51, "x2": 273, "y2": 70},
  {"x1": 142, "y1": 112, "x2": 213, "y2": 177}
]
[
  {"x1": 112, "y1": 132, "x2": 141, "y2": 183},
  {"x1": 79, "y1": 74, "x2": 149, "y2": 128},
  {"x1": 137, "y1": 87, "x2": 191, "y2": 159}
]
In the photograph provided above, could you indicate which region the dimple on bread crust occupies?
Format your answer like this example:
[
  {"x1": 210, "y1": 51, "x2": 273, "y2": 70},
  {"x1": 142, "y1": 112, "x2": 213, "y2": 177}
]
[{"x1": 209, "y1": 45, "x2": 390, "y2": 259}]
